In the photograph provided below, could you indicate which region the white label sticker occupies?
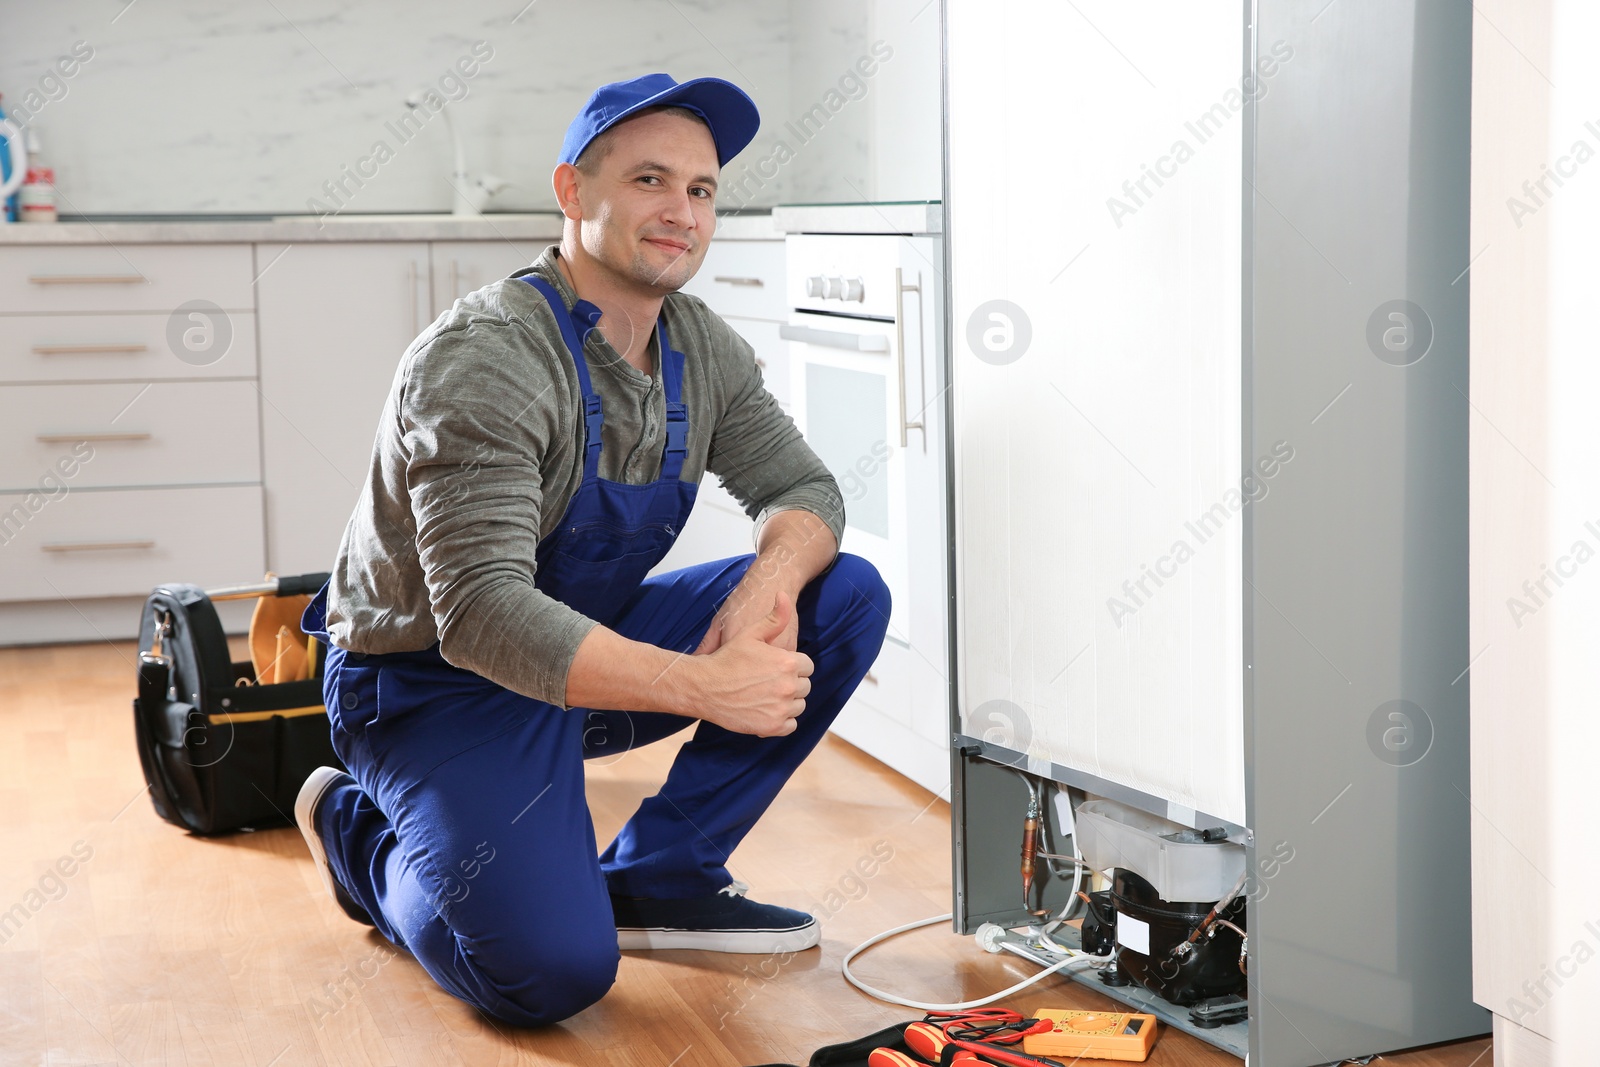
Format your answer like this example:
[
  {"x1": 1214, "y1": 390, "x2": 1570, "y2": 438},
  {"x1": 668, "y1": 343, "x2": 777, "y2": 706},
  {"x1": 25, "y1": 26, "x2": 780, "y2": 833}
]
[{"x1": 1116, "y1": 913, "x2": 1151, "y2": 956}]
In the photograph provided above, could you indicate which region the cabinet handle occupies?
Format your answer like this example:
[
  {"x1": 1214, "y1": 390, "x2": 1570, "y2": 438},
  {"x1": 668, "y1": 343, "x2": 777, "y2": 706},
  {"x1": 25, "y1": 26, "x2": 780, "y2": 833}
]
[
  {"x1": 36, "y1": 431, "x2": 152, "y2": 443},
  {"x1": 41, "y1": 539, "x2": 155, "y2": 552},
  {"x1": 33, "y1": 343, "x2": 149, "y2": 356},
  {"x1": 894, "y1": 267, "x2": 925, "y2": 449},
  {"x1": 407, "y1": 260, "x2": 418, "y2": 334},
  {"x1": 713, "y1": 275, "x2": 763, "y2": 287},
  {"x1": 29, "y1": 274, "x2": 149, "y2": 285},
  {"x1": 864, "y1": 671, "x2": 879, "y2": 685},
  {"x1": 778, "y1": 323, "x2": 889, "y2": 352}
]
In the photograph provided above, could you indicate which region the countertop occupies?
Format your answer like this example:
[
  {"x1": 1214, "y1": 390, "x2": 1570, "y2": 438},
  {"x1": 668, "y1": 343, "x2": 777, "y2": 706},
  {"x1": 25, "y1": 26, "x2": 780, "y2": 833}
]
[
  {"x1": 0, "y1": 211, "x2": 788, "y2": 245},
  {"x1": 0, "y1": 203, "x2": 938, "y2": 245}
]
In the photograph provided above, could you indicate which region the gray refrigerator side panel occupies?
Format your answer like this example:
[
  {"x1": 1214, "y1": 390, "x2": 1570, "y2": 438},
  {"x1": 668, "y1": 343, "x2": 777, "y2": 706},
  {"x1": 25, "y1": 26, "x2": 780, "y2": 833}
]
[{"x1": 1246, "y1": 1, "x2": 1489, "y2": 1063}]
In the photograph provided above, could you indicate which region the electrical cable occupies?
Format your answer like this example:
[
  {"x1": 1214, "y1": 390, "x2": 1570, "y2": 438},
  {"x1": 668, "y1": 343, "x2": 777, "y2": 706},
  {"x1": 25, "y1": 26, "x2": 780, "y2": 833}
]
[
  {"x1": 1041, "y1": 785, "x2": 1087, "y2": 933},
  {"x1": 841, "y1": 913, "x2": 1103, "y2": 1012}
]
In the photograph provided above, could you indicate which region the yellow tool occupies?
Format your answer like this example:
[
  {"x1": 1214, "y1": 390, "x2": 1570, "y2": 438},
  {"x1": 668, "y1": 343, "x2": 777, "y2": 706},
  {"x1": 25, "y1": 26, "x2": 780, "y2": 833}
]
[{"x1": 1019, "y1": 1009, "x2": 1158, "y2": 1062}]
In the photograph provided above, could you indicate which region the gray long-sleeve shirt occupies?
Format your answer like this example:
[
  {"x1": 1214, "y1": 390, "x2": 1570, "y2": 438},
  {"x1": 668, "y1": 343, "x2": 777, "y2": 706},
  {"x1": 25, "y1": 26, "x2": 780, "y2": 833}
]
[{"x1": 324, "y1": 243, "x2": 844, "y2": 706}]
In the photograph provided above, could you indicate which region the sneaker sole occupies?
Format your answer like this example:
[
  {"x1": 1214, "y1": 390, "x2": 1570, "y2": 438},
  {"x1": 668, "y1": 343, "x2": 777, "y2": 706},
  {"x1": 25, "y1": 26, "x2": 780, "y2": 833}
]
[
  {"x1": 616, "y1": 921, "x2": 821, "y2": 954},
  {"x1": 294, "y1": 766, "x2": 375, "y2": 926}
]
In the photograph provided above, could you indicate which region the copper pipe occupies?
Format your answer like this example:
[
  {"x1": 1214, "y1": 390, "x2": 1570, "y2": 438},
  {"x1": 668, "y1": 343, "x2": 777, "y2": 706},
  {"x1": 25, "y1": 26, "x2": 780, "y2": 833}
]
[{"x1": 1021, "y1": 791, "x2": 1040, "y2": 909}]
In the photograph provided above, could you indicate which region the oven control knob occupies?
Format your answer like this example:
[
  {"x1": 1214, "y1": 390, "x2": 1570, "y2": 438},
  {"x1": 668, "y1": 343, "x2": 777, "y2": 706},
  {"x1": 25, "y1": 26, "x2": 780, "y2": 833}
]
[
  {"x1": 823, "y1": 275, "x2": 844, "y2": 299},
  {"x1": 843, "y1": 277, "x2": 865, "y2": 302},
  {"x1": 806, "y1": 274, "x2": 826, "y2": 298}
]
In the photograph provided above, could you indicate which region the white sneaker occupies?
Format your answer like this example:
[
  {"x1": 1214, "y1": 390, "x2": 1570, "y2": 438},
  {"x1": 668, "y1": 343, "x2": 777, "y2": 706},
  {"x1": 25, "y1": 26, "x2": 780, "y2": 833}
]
[{"x1": 294, "y1": 766, "x2": 375, "y2": 926}]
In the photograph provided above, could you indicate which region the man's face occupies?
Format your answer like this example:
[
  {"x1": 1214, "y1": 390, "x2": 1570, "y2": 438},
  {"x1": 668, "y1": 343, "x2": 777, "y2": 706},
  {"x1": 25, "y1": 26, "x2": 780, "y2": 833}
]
[{"x1": 572, "y1": 109, "x2": 719, "y2": 294}]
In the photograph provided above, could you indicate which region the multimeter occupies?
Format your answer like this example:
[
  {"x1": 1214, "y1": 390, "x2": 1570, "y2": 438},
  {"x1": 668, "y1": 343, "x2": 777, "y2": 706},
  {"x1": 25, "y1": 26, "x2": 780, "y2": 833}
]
[{"x1": 1019, "y1": 1009, "x2": 1159, "y2": 1062}]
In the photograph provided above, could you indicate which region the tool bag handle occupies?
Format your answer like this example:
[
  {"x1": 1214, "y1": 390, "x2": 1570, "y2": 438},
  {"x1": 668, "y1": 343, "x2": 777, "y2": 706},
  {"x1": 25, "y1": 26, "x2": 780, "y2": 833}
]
[{"x1": 205, "y1": 571, "x2": 331, "y2": 602}]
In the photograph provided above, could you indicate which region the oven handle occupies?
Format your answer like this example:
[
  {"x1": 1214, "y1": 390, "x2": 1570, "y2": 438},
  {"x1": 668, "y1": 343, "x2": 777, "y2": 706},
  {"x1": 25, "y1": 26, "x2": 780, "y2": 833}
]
[
  {"x1": 778, "y1": 323, "x2": 890, "y2": 353},
  {"x1": 894, "y1": 267, "x2": 925, "y2": 448}
]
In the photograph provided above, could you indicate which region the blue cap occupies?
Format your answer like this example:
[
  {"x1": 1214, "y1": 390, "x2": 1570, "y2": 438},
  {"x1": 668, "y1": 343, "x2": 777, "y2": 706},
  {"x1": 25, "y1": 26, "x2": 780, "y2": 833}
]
[{"x1": 559, "y1": 73, "x2": 760, "y2": 169}]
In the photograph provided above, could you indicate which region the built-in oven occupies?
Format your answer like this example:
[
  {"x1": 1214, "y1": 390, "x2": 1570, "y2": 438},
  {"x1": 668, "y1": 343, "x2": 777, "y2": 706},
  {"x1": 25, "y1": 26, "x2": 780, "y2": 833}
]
[{"x1": 781, "y1": 233, "x2": 950, "y2": 795}]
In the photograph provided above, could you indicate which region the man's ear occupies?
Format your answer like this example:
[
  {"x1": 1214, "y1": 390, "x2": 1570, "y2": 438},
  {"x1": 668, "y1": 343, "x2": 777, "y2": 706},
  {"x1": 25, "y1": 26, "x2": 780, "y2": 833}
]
[{"x1": 552, "y1": 162, "x2": 582, "y2": 221}]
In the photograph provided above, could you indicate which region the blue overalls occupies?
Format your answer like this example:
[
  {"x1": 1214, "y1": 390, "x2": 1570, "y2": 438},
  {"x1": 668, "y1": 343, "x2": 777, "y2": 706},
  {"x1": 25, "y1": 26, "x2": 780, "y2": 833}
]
[{"x1": 301, "y1": 275, "x2": 890, "y2": 1027}]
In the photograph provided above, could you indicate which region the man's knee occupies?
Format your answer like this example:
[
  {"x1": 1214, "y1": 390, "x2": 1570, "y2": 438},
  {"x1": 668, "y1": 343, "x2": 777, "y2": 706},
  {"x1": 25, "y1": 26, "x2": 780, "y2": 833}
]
[
  {"x1": 824, "y1": 553, "x2": 891, "y2": 629},
  {"x1": 476, "y1": 937, "x2": 620, "y2": 1027}
]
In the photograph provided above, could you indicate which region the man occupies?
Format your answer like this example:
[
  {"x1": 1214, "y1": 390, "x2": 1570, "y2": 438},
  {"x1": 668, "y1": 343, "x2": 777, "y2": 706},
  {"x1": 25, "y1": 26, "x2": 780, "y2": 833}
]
[{"x1": 293, "y1": 72, "x2": 890, "y2": 1027}]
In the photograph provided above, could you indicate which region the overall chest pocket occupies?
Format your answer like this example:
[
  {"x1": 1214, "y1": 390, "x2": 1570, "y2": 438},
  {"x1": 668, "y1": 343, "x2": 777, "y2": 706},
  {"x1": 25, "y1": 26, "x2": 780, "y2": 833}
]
[{"x1": 543, "y1": 520, "x2": 678, "y2": 567}]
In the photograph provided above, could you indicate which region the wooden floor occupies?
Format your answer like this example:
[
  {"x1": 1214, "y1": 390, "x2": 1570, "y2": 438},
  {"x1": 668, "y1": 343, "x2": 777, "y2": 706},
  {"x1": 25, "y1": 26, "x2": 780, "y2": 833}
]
[{"x1": 0, "y1": 638, "x2": 1491, "y2": 1067}]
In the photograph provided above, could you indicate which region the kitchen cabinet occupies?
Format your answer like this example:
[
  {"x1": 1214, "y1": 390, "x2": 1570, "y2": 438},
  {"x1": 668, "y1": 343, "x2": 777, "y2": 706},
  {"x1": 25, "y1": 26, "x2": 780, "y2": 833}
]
[
  {"x1": 679, "y1": 238, "x2": 791, "y2": 415},
  {"x1": 0, "y1": 311, "x2": 258, "y2": 383},
  {"x1": 678, "y1": 239, "x2": 787, "y2": 322},
  {"x1": 0, "y1": 486, "x2": 264, "y2": 602},
  {"x1": 651, "y1": 236, "x2": 789, "y2": 576},
  {"x1": 429, "y1": 239, "x2": 546, "y2": 319},
  {"x1": 0, "y1": 380, "x2": 260, "y2": 492},
  {"x1": 0, "y1": 225, "x2": 792, "y2": 646},
  {"x1": 0, "y1": 223, "x2": 572, "y2": 645},
  {"x1": 256, "y1": 241, "x2": 430, "y2": 576},
  {"x1": 0, "y1": 242, "x2": 264, "y2": 623},
  {"x1": 0, "y1": 243, "x2": 254, "y2": 314},
  {"x1": 261, "y1": 236, "x2": 784, "y2": 582}
]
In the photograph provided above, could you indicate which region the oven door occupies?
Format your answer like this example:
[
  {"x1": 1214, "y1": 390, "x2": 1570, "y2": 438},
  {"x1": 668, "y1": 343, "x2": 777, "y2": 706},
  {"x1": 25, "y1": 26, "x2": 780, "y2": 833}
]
[{"x1": 783, "y1": 311, "x2": 910, "y2": 640}]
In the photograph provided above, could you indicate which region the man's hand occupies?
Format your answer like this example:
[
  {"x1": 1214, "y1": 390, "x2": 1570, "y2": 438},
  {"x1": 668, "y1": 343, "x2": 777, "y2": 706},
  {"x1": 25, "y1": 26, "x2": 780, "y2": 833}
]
[
  {"x1": 694, "y1": 571, "x2": 798, "y2": 656},
  {"x1": 693, "y1": 591, "x2": 814, "y2": 736},
  {"x1": 562, "y1": 510, "x2": 837, "y2": 731},
  {"x1": 693, "y1": 509, "x2": 838, "y2": 656}
]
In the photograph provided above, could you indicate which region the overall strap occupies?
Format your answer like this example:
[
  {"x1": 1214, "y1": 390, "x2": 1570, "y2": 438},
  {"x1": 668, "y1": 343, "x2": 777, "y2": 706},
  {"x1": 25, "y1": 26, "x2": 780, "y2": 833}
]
[
  {"x1": 523, "y1": 275, "x2": 603, "y2": 482},
  {"x1": 656, "y1": 318, "x2": 689, "y2": 482}
]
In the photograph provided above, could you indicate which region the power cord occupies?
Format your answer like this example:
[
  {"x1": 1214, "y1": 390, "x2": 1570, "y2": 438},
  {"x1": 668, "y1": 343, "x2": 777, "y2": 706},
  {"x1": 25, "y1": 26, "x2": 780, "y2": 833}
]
[{"x1": 841, "y1": 914, "x2": 1104, "y2": 1011}]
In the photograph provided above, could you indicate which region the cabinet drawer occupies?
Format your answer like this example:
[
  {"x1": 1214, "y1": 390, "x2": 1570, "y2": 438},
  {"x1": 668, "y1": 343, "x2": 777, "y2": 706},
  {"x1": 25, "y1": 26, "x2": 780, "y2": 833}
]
[
  {"x1": 681, "y1": 239, "x2": 786, "y2": 321},
  {"x1": 0, "y1": 381, "x2": 261, "y2": 492},
  {"x1": 0, "y1": 244, "x2": 255, "y2": 314},
  {"x1": 849, "y1": 638, "x2": 911, "y2": 723},
  {"x1": 0, "y1": 311, "x2": 258, "y2": 382},
  {"x1": 0, "y1": 484, "x2": 264, "y2": 601}
]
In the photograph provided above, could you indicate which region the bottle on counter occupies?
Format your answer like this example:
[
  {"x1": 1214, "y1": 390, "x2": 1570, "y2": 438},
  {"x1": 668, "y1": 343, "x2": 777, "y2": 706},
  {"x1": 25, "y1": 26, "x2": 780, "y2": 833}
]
[
  {"x1": 0, "y1": 94, "x2": 20, "y2": 222},
  {"x1": 19, "y1": 127, "x2": 56, "y2": 224}
]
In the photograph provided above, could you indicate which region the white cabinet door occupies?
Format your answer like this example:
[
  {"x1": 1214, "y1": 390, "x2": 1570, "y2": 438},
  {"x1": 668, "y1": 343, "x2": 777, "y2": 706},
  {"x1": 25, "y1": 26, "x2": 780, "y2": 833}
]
[
  {"x1": 430, "y1": 240, "x2": 545, "y2": 318},
  {"x1": 257, "y1": 242, "x2": 430, "y2": 576}
]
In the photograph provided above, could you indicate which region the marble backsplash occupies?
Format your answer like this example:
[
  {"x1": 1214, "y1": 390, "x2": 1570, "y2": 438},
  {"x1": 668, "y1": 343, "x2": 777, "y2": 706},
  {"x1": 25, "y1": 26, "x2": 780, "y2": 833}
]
[{"x1": 0, "y1": 0, "x2": 941, "y2": 217}]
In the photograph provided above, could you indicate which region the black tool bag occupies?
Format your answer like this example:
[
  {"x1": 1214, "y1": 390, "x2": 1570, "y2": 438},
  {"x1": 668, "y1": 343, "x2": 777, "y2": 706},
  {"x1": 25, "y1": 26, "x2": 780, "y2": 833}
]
[{"x1": 132, "y1": 572, "x2": 343, "y2": 835}]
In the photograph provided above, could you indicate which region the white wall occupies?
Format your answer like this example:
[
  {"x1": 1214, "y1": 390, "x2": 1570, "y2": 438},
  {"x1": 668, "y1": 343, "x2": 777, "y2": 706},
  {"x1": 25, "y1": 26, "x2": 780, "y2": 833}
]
[
  {"x1": 1471, "y1": 2, "x2": 1600, "y2": 1063},
  {"x1": 0, "y1": 0, "x2": 792, "y2": 214},
  {"x1": 0, "y1": 0, "x2": 940, "y2": 217}
]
